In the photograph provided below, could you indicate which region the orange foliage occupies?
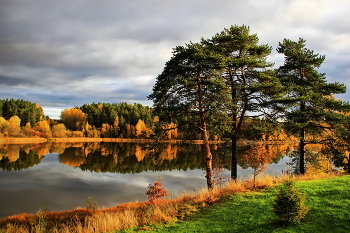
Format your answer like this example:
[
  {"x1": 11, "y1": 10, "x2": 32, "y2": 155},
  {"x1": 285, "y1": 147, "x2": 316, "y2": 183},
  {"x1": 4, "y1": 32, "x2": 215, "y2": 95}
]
[
  {"x1": 33, "y1": 120, "x2": 52, "y2": 138},
  {"x1": 264, "y1": 129, "x2": 298, "y2": 142},
  {"x1": 52, "y1": 123, "x2": 67, "y2": 138},
  {"x1": 159, "y1": 144, "x2": 178, "y2": 160},
  {"x1": 125, "y1": 124, "x2": 136, "y2": 138},
  {"x1": 145, "y1": 176, "x2": 168, "y2": 205},
  {"x1": 241, "y1": 141, "x2": 277, "y2": 189},
  {"x1": 162, "y1": 123, "x2": 178, "y2": 139},
  {"x1": 60, "y1": 154, "x2": 87, "y2": 167},
  {"x1": 135, "y1": 120, "x2": 153, "y2": 138},
  {"x1": 8, "y1": 116, "x2": 21, "y2": 137},
  {"x1": 134, "y1": 145, "x2": 147, "y2": 162},
  {"x1": 304, "y1": 144, "x2": 333, "y2": 174},
  {"x1": 6, "y1": 147, "x2": 20, "y2": 162},
  {"x1": 61, "y1": 108, "x2": 87, "y2": 131}
]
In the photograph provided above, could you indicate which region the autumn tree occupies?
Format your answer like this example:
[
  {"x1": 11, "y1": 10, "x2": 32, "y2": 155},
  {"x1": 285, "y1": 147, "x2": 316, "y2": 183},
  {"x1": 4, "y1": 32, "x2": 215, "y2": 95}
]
[
  {"x1": 135, "y1": 119, "x2": 153, "y2": 138},
  {"x1": 0, "y1": 117, "x2": 9, "y2": 137},
  {"x1": 240, "y1": 141, "x2": 275, "y2": 189},
  {"x1": 101, "y1": 123, "x2": 112, "y2": 138},
  {"x1": 275, "y1": 38, "x2": 349, "y2": 174},
  {"x1": 162, "y1": 123, "x2": 179, "y2": 140},
  {"x1": 52, "y1": 123, "x2": 68, "y2": 138},
  {"x1": 145, "y1": 176, "x2": 168, "y2": 206},
  {"x1": 82, "y1": 122, "x2": 100, "y2": 138},
  {"x1": 61, "y1": 108, "x2": 87, "y2": 131},
  {"x1": 8, "y1": 116, "x2": 21, "y2": 137},
  {"x1": 21, "y1": 122, "x2": 35, "y2": 137},
  {"x1": 34, "y1": 120, "x2": 52, "y2": 138},
  {"x1": 125, "y1": 124, "x2": 136, "y2": 138},
  {"x1": 112, "y1": 116, "x2": 120, "y2": 137}
]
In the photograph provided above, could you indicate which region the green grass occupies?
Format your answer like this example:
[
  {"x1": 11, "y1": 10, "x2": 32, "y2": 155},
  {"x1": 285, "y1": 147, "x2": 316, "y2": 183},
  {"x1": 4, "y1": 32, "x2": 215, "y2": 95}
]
[{"x1": 122, "y1": 175, "x2": 350, "y2": 233}]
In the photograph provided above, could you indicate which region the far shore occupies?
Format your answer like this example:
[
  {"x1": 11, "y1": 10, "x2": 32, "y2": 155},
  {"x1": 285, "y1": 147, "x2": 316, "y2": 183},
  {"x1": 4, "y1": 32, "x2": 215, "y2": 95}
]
[{"x1": 0, "y1": 137, "x2": 213, "y2": 144}]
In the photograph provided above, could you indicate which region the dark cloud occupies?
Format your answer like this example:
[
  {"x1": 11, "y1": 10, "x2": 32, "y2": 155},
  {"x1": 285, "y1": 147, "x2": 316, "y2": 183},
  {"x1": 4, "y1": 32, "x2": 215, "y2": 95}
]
[
  {"x1": 0, "y1": 74, "x2": 34, "y2": 86},
  {"x1": 0, "y1": 0, "x2": 350, "y2": 118}
]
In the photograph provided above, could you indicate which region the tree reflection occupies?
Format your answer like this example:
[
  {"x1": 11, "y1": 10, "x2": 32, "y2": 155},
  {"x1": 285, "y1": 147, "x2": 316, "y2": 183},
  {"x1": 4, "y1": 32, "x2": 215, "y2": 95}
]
[
  {"x1": 0, "y1": 148, "x2": 43, "y2": 171},
  {"x1": 0, "y1": 142, "x2": 295, "y2": 174}
]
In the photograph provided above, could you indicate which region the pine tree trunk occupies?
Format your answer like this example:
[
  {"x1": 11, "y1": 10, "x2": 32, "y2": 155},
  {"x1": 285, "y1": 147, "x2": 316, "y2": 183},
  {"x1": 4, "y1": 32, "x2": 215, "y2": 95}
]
[
  {"x1": 299, "y1": 69, "x2": 306, "y2": 175},
  {"x1": 231, "y1": 134, "x2": 238, "y2": 180},
  {"x1": 230, "y1": 79, "x2": 238, "y2": 180},
  {"x1": 196, "y1": 72, "x2": 213, "y2": 190},
  {"x1": 202, "y1": 128, "x2": 213, "y2": 190},
  {"x1": 299, "y1": 133, "x2": 305, "y2": 174},
  {"x1": 299, "y1": 101, "x2": 306, "y2": 174}
]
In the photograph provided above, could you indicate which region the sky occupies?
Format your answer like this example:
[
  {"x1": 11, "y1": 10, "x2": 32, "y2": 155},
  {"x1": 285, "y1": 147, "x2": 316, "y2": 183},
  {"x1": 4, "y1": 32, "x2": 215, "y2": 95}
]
[{"x1": 1, "y1": 0, "x2": 350, "y2": 119}]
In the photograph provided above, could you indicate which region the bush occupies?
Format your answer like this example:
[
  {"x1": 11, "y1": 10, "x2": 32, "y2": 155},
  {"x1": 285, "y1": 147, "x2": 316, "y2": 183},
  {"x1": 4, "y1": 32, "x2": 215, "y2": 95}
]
[
  {"x1": 86, "y1": 197, "x2": 99, "y2": 211},
  {"x1": 145, "y1": 176, "x2": 168, "y2": 205},
  {"x1": 272, "y1": 180, "x2": 309, "y2": 225}
]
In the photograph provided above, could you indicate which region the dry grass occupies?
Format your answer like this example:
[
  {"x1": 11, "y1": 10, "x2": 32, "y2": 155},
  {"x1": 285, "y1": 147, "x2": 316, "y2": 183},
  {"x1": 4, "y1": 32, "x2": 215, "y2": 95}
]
[
  {"x1": 0, "y1": 172, "x2": 343, "y2": 233},
  {"x1": 294, "y1": 170, "x2": 341, "y2": 181}
]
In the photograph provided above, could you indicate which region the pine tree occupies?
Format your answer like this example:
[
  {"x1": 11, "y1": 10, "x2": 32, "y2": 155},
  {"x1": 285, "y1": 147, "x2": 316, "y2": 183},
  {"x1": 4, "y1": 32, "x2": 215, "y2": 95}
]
[
  {"x1": 203, "y1": 25, "x2": 282, "y2": 179},
  {"x1": 272, "y1": 180, "x2": 309, "y2": 224},
  {"x1": 276, "y1": 38, "x2": 349, "y2": 174},
  {"x1": 148, "y1": 42, "x2": 229, "y2": 190}
]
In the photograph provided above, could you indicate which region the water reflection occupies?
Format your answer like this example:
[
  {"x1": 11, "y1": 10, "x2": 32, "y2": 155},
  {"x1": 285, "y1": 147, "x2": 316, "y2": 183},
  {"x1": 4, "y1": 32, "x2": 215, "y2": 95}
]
[{"x1": 0, "y1": 142, "x2": 294, "y2": 218}]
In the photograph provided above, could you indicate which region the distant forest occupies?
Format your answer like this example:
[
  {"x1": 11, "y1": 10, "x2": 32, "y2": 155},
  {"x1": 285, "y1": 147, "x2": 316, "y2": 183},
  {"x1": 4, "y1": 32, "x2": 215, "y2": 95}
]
[{"x1": 0, "y1": 98, "x2": 284, "y2": 141}]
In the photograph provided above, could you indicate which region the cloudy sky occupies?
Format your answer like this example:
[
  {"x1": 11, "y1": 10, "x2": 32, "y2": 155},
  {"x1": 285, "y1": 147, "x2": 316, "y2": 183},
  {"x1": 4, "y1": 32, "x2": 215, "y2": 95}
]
[{"x1": 1, "y1": 0, "x2": 350, "y2": 119}]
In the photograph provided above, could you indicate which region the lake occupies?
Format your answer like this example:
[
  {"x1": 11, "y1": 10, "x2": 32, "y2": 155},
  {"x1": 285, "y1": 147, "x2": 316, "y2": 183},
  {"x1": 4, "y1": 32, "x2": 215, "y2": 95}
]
[{"x1": 0, "y1": 141, "x2": 294, "y2": 218}]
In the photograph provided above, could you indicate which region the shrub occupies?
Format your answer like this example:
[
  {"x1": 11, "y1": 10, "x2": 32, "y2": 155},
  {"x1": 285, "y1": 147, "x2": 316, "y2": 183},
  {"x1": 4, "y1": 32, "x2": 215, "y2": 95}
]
[
  {"x1": 145, "y1": 176, "x2": 168, "y2": 205},
  {"x1": 272, "y1": 180, "x2": 309, "y2": 225},
  {"x1": 86, "y1": 197, "x2": 99, "y2": 211}
]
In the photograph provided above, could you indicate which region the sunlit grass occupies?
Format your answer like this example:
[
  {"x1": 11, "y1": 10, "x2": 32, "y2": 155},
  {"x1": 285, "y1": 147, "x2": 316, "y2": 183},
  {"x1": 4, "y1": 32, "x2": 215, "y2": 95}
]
[{"x1": 146, "y1": 174, "x2": 350, "y2": 233}]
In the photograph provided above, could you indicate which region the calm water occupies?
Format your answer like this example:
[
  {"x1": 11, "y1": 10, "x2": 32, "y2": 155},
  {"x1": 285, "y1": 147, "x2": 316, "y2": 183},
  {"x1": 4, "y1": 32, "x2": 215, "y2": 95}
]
[{"x1": 0, "y1": 142, "x2": 294, "y2": 218}]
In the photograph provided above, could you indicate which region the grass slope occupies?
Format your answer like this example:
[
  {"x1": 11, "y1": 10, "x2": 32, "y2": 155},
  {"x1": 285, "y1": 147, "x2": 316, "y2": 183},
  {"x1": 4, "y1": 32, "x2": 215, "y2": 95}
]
[{"x1": 136, "y1": 175, "x2": 350, "y2": 233}]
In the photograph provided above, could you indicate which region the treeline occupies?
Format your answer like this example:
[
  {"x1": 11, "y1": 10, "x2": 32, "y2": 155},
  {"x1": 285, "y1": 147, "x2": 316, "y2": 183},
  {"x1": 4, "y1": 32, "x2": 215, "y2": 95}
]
[
  {"x1": 0, "y1": 99, "x2": 46, "y2": 126},
  {"x1": 0, "y1": 99, "x2": 287, "y2": 141}
]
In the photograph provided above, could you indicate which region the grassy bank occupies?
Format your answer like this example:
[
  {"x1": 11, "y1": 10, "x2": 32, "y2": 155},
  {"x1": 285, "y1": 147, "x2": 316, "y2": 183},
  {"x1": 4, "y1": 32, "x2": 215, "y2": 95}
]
[
  {"x1": 137, "y1": 175, "x2": 350, "y2": 233},
  {"x1": 1, "y1": 173, "x2": 347, "y2": 233}
]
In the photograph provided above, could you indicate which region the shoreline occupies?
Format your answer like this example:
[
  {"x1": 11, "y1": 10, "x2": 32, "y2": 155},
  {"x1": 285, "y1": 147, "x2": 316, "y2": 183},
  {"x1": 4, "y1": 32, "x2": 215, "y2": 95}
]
[{"x1": 0, "y1": 137, "x2": 213, "y2": 144}]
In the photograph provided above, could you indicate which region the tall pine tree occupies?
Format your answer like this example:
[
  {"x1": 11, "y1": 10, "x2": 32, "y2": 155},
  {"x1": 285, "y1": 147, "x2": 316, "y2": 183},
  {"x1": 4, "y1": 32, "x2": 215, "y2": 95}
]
[
  {"x1": 148, "y1": 42, "x2": 228, "y2": 190},
  {"x1": 203, "y1": 25, "x2": 281, "y2": 179},
  {"x1": 276, "y1": 38, "x2": 348, "y2": 174}
]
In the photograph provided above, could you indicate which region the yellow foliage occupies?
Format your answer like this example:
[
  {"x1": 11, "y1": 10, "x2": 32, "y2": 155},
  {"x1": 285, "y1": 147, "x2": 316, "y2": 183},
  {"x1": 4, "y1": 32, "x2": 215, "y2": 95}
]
[
  {"x1": 159, "y1": 144, "x2": 178, "y2": 160},
  {"x1": 8, "y1": 116, "x2": 21, "y2": 136},
  {"x1": 60, "y1": 154, "x2": 87, "y2": 167},
  {"x1": 52, "y1": 123, "x2": 67, "y2": 138},
  {"x1": 61, "y1": 108, "x2": 87, "y2": 131},
  {"x1": 162, "y1": 123, "x2": 178, "y2": 139},
  {"x1": 7, "y1": 148, "x2": 20, "y2": 162},
  {"x1": 134, "y1": 145, "x2": 147, "y2": 161},
  {"x1": 135, "y1": 120, "x2": 153, "y2": 138}
]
